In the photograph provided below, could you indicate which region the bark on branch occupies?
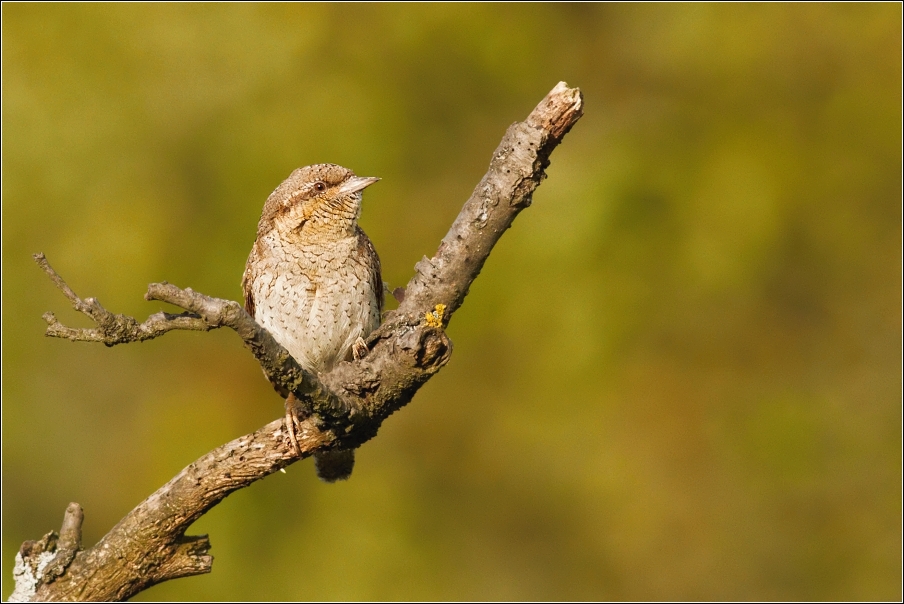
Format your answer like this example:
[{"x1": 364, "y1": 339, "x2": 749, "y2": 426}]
[{"x1": 13, "y1": 81, "x2": 583, "y2": 602}]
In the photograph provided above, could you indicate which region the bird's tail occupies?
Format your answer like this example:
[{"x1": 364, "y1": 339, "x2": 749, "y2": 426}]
[{"x1": 314, "y1": 449, "x2": 355, "y2": 482}]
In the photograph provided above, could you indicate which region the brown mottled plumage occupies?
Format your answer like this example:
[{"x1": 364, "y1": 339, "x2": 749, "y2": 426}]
[{"x1": 242, "y1": 164, "x2": 383, "y2": 482}]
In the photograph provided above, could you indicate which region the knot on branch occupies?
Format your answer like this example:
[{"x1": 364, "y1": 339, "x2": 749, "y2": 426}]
[{"x1": 406, "y1": 326, "x2": 452, "y2": 370}]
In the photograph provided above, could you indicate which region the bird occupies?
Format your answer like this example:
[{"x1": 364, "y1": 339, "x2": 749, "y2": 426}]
[{"x1": 241, "y1": 163, "x2": 383, "y2": 482}]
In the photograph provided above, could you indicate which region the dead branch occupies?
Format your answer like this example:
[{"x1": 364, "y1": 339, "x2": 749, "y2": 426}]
[{"x1": 13, "y1": 81, "x2": 583, "y2": 602}]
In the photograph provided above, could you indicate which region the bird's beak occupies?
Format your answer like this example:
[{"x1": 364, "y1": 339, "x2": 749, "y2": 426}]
[{"x1": 338, "y1": 176, "x2": 380, "y2": 195}]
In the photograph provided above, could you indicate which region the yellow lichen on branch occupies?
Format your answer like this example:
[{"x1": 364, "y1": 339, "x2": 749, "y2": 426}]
[{"x1": 424, "y1": 304, "x2": 446, "y2": 328}]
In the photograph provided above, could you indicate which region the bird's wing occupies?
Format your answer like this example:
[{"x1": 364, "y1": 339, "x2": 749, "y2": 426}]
[
  {"x1": 241, "y1": 248, "x2": 256, "y2": 319},
  {"x1": 357, "y1": 227, "x2": 383, "y2": 316},
  {"x1": 241, "y1": 245, "x2": 291, "y2": 398}
]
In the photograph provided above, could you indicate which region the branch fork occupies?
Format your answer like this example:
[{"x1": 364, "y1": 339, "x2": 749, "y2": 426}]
[{"x1": 15, "y1": 81, "x2": 583, "y2": 601}]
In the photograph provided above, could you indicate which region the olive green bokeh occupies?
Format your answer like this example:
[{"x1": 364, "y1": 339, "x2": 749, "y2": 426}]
[{"x1": 3, "y1": 4, "x2": 900, "y2": 601}]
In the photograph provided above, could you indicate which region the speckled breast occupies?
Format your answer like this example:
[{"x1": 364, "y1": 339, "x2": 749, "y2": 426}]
[{"x1": 250, "y1": 231, "x2": 381, "y2": 374}]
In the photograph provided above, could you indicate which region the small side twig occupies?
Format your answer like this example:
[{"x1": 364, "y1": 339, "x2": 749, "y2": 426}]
[
  {"x1": 9, "y1": 504, "x2": 84, "y2": 602},
  {"x1": 35, "y1": 253, "x2": 212, "y2": 346}
]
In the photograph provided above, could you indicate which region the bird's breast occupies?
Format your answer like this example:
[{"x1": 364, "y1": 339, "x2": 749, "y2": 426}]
[{"x1": 250, "y1": 233, "x2": 380, "y2": 374}]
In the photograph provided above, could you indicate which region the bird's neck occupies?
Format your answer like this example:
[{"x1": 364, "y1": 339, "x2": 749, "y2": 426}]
[{"x1": 265, "y1": 217, "x2": 357, "y2": 249}]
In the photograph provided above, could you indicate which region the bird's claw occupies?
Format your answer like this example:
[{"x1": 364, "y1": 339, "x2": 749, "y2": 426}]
[
  {"x1": 352, "y1": 336, "x2": 368, "y2": 361},
  {"x1": 284, "y1": 394, "x2": 306, "y2": 457}
]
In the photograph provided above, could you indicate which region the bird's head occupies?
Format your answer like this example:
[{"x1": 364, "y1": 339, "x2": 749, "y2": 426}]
[{"x1": 259, "y1": 163, "x2": 379, "y2": 240}]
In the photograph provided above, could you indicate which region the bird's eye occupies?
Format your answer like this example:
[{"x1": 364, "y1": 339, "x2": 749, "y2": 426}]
[{"x1": 314, "y1": 181, "x2": 326, "y2": 192}]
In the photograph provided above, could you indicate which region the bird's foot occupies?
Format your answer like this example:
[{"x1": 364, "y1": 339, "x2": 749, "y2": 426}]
[
  {"x1": 352, "y1": 336, "x2": 369, "y2": 360},
  {"x1": 284, "y1": 393, "x2": 305, "y2": 457}
]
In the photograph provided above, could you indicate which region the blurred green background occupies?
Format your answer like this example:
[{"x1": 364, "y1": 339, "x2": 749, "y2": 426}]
[{"x1": 3, "y1": 4, "x2": 901, "y2": 601}]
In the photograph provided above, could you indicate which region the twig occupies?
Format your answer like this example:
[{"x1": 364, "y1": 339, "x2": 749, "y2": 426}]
[{"x1": 35, "y1": 254, "x2": 212, "y2": 345}]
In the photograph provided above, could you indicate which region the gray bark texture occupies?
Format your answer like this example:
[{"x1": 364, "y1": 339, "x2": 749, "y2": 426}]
[{"x1": 13, "y1": 82, "x2": 583, "y2": 602}]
